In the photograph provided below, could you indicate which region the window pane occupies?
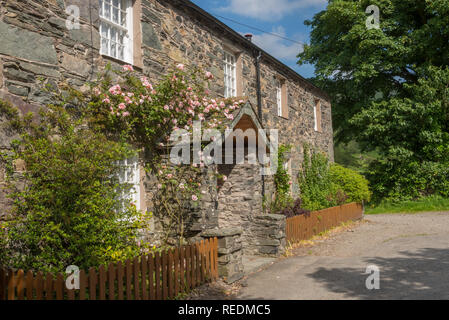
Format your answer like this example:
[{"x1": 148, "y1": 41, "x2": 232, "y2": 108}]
[
  {"x1": 111, "y1": 27, "x2": 117, "y2": 42},
  {"x1": 111, "y1": 42, "x2": 117, "y2": 58},
  {"x1": 113, "y1": 0, "x2": 119, "y2": 7},
  {"x1": 113, "y1": 7, "x2": 119, "y2": 24},
  {"x1": 118, "y1": 30, "x2": 125, "y2": 45},
  {"x1": 105, "y1": 4, "x2": 111, "y2": 19},
  {"x1": 120, "y1": 10, "x2": 126, "y2": 26},
  {"x1": 118, "y1": 45, "x2": 124, "y2": 61},
  {"x1": 99, "y1": 0, "x2": 103, "y2": 16}
]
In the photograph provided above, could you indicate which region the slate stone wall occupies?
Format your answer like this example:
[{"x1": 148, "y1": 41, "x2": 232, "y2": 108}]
[
  {"x1": 202, "y1": 228, "x2": 244, "y2": 284},
  {"x1": 217, "y1": 161, "x2": 263, "y2": 253},
  {"x1": 249, "y1": 214, "x2": 286, "y2": 256}
]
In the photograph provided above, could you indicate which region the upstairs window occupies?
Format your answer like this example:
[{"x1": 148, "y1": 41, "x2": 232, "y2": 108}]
[
  {"x1": 224, "y1": 50, "x2": 237, "y2": 98},
  {"x1": 314, "y1": 100, "x2": 322, "y2": 132},
  {"x1": 99, "y1": 0, "x2": 134, "y2": 64},
  {"x1": 276, "y1": 80, "x2": 282, "y2": 117},
  {"x1": 117, "y1": 157, "x2": 141, "y2": 211},
  {"x1": 276, "y1": 78, "x2": 288, "y2": 119}
]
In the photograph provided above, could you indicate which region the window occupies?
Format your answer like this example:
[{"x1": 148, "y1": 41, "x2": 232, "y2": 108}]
[
  {"x1": 117, "y1": 157, "x2": 141, "y2": 211},
  {"x1": 314, "y1": 100, "x2": 322, "y2": 132},
  {"x1": 276, "y1": 79, "x2": 288, "y2": 118},
  {"x1": 276, "y1": 80, "x2": 282, "y2": 117},
  {"x1": 99, "y1": 0, "x2": 134, "y2": 64},
  {"x1": 224, "y1": 50, "x2": 237, "y2": 98}
]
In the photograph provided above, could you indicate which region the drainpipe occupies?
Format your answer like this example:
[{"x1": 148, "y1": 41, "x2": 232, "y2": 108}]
[
  {"x1": 254, "y1": 50, "x2": 265, "y2": 203},
  {"x1": 255, "y1": 51, "x2": 263, "y2": 120}
]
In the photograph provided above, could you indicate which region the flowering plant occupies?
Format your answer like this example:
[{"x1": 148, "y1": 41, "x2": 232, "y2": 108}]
[
  {"x1": 88, "y1": 64, "x2": 244, "y2": 155},
  {"x1": 86, "y1": 63, "x2": 245, "y2": 245}
]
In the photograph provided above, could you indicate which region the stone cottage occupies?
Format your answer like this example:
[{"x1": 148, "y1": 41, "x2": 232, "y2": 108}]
[{"x1": 0, "y1": 0, "x2": 334, "y2": 277}]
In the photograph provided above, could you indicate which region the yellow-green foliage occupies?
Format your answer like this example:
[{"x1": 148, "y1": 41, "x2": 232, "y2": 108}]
[{"x1": 330, "y1": 163, "x2": 372, "y2": 203}]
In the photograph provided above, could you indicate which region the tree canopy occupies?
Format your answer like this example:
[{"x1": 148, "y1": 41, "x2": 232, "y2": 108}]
[{"x1": 298, "y1": 0, "x2": 449, "y2": 201}]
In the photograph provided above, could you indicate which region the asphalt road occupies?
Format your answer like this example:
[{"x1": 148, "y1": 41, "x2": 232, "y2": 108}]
[{"x1": 237, "y1": 212, "x2": 449, "y2": 300}]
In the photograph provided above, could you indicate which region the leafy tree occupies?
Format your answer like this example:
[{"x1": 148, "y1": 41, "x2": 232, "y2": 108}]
[{"x1": 298, "y1": 0, "x2": 449, "y2": 201}]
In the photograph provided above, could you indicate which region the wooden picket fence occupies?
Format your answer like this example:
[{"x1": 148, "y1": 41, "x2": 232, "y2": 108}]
[
  {"x1": 286, "y1": 202, "x2": 363, "y2": 243},
  {"x1": 0, "y1": 238, "x2": 218, "y2": 300}
]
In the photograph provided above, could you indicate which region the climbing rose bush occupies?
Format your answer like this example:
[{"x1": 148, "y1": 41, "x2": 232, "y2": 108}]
[
  {"x1": 85, "y1": 64, "x2": 245, "y2": 245},
  {"x1": 88, "y1": 64, "x2": 245, "y2": 155}
]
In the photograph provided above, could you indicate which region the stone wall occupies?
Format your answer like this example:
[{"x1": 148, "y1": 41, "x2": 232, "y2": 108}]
[
  {"x1": 141, "y1": 154, "x2": 220, "y2": 245},
  {"x1": 249, "y1": 214, "x2": 286, "y2": 256},
  {"x1": 217, "y1": 161, "x2": 263, "y2": 253},
  {"x1": 201, "y1": 228, "x2": 244, "y2": 284}
]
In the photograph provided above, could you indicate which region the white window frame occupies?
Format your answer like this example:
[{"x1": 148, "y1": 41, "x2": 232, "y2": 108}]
[
  {"x1": 223, "y1": 50, "x2": 237, "y2": 98},
  {"x1": 117, "y1": 157, "x2": 141, "y2": 212},
  {"x1": 276, "y1": 80, "x2": 282, "y2": 117},
  {"x1": 99, "y1": 0, "x2": 134, "y2": 64},
  {"x1": 314, "y1": 100, "x2": 321, "y2": 132}
]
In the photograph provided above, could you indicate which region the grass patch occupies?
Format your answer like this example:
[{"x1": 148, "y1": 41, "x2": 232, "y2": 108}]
[{"x1": 366, "y1": 196, "x2": 449, "y2": 214}]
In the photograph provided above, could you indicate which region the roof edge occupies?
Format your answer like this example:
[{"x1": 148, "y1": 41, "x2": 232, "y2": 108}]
[{"x1": 163, "y1": 0, "x2": 330, "y2": 101}]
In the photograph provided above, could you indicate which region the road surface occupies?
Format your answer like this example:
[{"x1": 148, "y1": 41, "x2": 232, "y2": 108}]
[{"x1": 237, "y1": 212, "x2": 449, "y2": 300}]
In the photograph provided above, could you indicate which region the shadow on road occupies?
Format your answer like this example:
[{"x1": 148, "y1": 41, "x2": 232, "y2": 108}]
[{"x1": 307, "y1": 248, "x2": 449, "y2": 299}]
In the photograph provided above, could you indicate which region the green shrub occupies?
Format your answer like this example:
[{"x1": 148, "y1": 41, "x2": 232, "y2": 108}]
[
  {"x1": 1, "y1": 104, "x2": 149, "y2": 273},
  {"x1": 297, "y1": 145, "x2": 338, "y2": 211},
  {"x1": 271, "y1": 144, "x2": 293, "y2": 213},
  {"x1": 298, "y1": 145, "x2": 372, "y2": 211},
  {"x1": 329, "y1": 163, "x2": 371, "y2": 203},
  {"x1": 367, "y1": 157, "x2": 449, "y2": 203}
]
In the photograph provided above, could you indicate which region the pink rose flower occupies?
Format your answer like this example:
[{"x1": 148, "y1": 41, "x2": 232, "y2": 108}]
[
  {"x1": 176, "y1": 63, "x2": 185, "y2": 71},
  {"x1": 192, "y1": 195, "x2": 198, "y2": 201},
  {"x1": 109, "y1": 84, "x2": 121, "y2": 95},
  {"x1": 123, "y1": 65, "x2": 134, "y2": 71}
]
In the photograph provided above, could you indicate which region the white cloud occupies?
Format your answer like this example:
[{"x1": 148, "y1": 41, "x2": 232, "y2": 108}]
[
  {"x1": 250, "y1": 27, "x2": 304, "y2": 62},
  {"x1": 218, "y1": 0, "x2": 327, "y2": 21}
]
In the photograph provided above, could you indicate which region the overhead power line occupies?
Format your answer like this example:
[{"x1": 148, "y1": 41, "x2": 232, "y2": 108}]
[{"x1": 211, "y1": 13, "x2": 306, "y2": 46}]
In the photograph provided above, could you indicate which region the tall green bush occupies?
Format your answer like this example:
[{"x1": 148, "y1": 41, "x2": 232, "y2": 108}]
[
  {"x1": 0, "y1": 104, "x2": 149, "y2": 273},
  {"x1": 329, "y1": 163, "x2": 371, "y2": 203},
  {"x1": 271, "y1": 144, "x2": 293, "y2": 213},
  {"x1": 297, "y1": 145, "x2": 337, "y2": 211},
  {"x1": 298, "y1": 145, "x2": 371, "y2": 211}
]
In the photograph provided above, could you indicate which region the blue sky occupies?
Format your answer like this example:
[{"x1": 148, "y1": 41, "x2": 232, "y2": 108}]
[{"x1": 190, "y1": 0, "x2": 328, "y2": 79}]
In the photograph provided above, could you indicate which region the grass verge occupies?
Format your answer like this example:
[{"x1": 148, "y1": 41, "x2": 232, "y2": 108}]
[{"x1": 366, "y1": 196, "x2": 449, "y2": 214}]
